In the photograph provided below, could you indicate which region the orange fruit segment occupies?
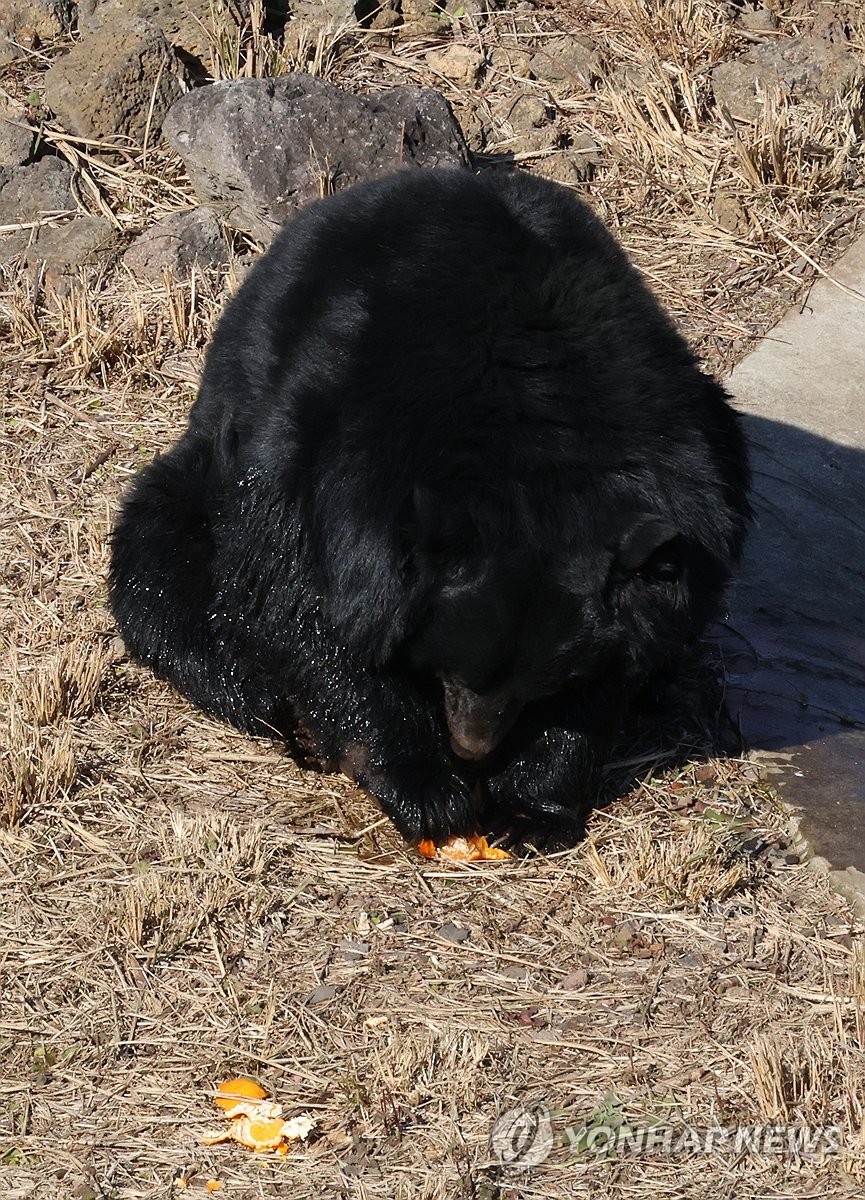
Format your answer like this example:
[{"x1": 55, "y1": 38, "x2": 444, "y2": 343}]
[
  {"x1": 213, "y1": 1077, "x2": 268, "y2": 1109},
  {"x1": 233, "y1": 1114, "x2": 289, "y2": 1151},
  {"x1": 418, "y1": 834, "x2": 510, "y2": 862}
]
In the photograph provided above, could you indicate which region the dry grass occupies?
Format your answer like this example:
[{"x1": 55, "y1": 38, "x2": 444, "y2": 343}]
[{"x1": 2, "y1": 1, "x2": 865, "y2": 1196}]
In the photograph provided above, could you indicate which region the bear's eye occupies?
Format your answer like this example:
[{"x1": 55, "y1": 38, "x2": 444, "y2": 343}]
[{"x1": 634, "y1": 539, "x2": 683, "y2": 584}]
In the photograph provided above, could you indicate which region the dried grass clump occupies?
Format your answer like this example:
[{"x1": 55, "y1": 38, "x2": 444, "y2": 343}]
[
  {"x1": 0, "y1": 713, "x2": 76, "y2": 826},
  {"x1": 13, "y1": 639, "x2": 113, "y2": 726}
]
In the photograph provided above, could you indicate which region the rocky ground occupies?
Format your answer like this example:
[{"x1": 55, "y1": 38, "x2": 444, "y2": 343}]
[{"x1": 2, "y1": 1, "x2": 865, "y2": 1197}]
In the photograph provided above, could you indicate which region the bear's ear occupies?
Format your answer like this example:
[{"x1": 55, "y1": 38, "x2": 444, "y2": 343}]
[{"x1": 615, "y1": 513, "x2": 683, "y2": 579}]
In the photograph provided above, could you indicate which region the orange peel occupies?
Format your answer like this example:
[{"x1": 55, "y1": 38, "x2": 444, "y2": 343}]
[
  {"x1": 203, "y1": 1078, "x2": 316, "y2": 1154},
  {"x1": 418, "y1": 834, "x2": 511, "y2": 862},
  {"x1": 213, "y1": 1077, "x2": 268, "y2": 1109}
]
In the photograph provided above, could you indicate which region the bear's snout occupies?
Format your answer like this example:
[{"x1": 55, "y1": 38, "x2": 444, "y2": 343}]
[{"x1": 443, "y1": 681, "x2": 520, "y2": 761}]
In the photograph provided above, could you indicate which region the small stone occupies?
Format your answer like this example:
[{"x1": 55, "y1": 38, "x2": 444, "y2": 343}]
[
  {"x1": 612, "y1": 920, "x2": 640, "y2": 951},
  {"x1": 287, "y1": 0, "x2": 355, "y2": 32},
  {"x1": 531, "y1": 1028, "x2": 561, "y2": 1044},
  {"x1": 569, "y1": 131, "x2": 602, "y2": 176},
  {"x1": 534, "y1": 151, "x2": 590, "y2": 186},
  {"x1": 0, "y1": 96, "x2": 34, "y2": 166},
  {"x1": 530, "y1": 35, "x2": 601, "y2": 95},
  {"x1": 493, "y1": 94, "x2": 548, "y2": 131},
  {"x1": 337, "y1": 938, "x2": 370, "y2": 963},
  {"x1": 723, "y1": 985, "x2": 750, "y2": 1001},
  {"x1": 25, "y1": 215, "x2": 121, "y2": 273},
  {"x1": 560, "y1": 967, "x2": 589, "y2": 990},
  {"x1": 425, "y1": 44, "x2": 484, "y2": 87},
  {"x1": 304, "y1": 983, "x2": 339, "y2": 1005},
  {"x1": 0, "y1": 157, "x2": 73, "y2": 227},
  {"x1": 694, "y1": 763, "x2": 718, "y2": 784},
  {"x1": 445, "y1": 0, "x2": 486, "y2": 27},
  {"x1": 738, "y1": 5, "x2": 778, "y2": 33},
  {"x1": 122, "y1": 207, "x2": 229, "y2": 281},
  {"x1": 438, "y1": 922, "x2": 470, "y2": 943},
  {"x1": 368, "y1": 6, "x2": 400, "y2": 32},
  {"x1": 489, "y1": 45, "x2": 532, "y2": 78},
  {"x1": 109, "y1": 635, "x2": 127, "y2": 659}
]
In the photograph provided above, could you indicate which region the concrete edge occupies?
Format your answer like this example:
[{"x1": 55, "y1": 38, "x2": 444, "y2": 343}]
[
  {"x1": 744, "y1": 746, "x2": 865, "y2": 918},
  {"x1": 786, "y1": 811, "x2": 865, "y2": 920}
]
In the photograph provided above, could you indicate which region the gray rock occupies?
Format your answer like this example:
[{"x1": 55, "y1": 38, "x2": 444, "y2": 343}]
[
  {"x1": 77, "y1": 0, "x2": 249, "y2": 61},
  {"x1": 530, "y1": 35, "x2": 602, "y2": 95},
  {"x1": 122, "y1": 207, "x2": 229, "y2": 280},
  {"x1": 492, "y1": 94, "x2": 548, "y2": 132},
  {"x1": 398, "y1": 0, "x2": 444, "y2": 31},
  {"x1": 712, "y1": 37, "x2": 865, "y2": 123},
  {"x1": 489, "y1": 45, "x2": 533, "y2": 79},
  {"x1": 0, "y1": 157, "x2": 73, "y2": 225},
  {"x1": 337, "y1": 938, "x2": 370, "y2": 962},
  {"x1": 738, "y1": 4, "x2": 778, "y2": 32},
  {"x1": 438, "y1": 923, "x2": 470, "y2": 943},
  {"x1": 45, "y1": 18, "x2": 183, "y2": 143},
  {"x1": 569, "y1": 131, "x2": 602, "y2": 177},
  {"x1": 289, "y1": 0, "x2": 357, "y2": 30},
  {"x1": 162, "y1": 74, "x2": 470, "y2": 241},
  {"x1": 0, "y1": 97, "x2": 34, "y2": 166},
  {"x1": 444, "y1": 0, "x2": 487, "y2": 30},
  {"x1": 24, "y1": 214, "x2": 121, "y2": 271},
  {"x1": 535, "y1": 143, "x2": 599, "y2": 186},
  {"x1": 303, "y1": 983, "x2": 340, "y2": 1005}
]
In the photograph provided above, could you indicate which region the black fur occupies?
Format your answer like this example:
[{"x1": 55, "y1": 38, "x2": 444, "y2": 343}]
[{"x1": 110, "y1": 168, "x2": 749, "y2": 847}]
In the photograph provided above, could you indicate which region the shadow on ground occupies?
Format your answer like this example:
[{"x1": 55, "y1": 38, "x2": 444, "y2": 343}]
[{"x1": 712, "y1": 413, "x2": 865, "y2": 872}]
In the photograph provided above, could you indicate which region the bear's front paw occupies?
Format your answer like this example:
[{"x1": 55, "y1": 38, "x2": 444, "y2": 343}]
[
  {"x1": 351, "y1": 753, "x2": 478, "y2": 843},
  {"x1": 484, "y1": 733, "x2": 599, "y2": 852}
]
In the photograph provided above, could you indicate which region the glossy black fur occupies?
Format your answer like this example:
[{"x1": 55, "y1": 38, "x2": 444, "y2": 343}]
[{"x1": 110, "y1": 168, "x2": 750, "y2": 847}]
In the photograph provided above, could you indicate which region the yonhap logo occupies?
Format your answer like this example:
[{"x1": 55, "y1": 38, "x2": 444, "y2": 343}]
[
  {"x1": 488, "y1": 1104, "x2": 842, "y2": 1170},
  {"x1": 489, "y1": 1106, "x2": 555, "y2": 1168}
]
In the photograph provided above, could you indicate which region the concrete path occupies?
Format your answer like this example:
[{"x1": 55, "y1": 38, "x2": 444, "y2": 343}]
[{"x1": 717, "y1": 235, "x2": 865, "y2": 912}]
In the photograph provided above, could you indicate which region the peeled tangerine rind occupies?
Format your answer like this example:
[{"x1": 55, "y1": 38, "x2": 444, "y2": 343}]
[
  {"x1": 234, "y1": 1115, "x2": 288, "y2": 1151},
  {"x1": 418, "y1": 834, "x2": 511, "y2": 862},
  {"x1": 213, "y1": 1077, "x2": 268, "y2": 1109},
  {"x1": 203, "y1": 1079, "x2": 317, "y2": 1153}
]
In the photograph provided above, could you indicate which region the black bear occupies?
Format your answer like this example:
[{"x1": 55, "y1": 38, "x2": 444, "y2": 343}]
[{"x1": 110, "y1": 167, "x2": 749, "y2": 848}]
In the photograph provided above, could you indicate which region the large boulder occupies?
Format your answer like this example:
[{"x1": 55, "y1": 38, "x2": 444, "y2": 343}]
[
  {"x1": 162, "y1": 74, "x2": 470, "y2": 241},
  {"x1": 44, "y1": 18, "x2": 182, "y2": 143}
]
